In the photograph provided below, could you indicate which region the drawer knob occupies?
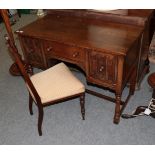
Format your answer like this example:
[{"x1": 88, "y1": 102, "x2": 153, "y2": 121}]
[
  {"x1": 99, "y1": 66, "x2": 104, "y2": 72},
  {"x1": 47, "y1": 47, "x2": 53, "y2": 52},
  {"x1": 29, "y1": 49, "x2": 34, "y2": 53},
  {"x1": 73, "y1": 52, "x2": 79, "y2": 58}
]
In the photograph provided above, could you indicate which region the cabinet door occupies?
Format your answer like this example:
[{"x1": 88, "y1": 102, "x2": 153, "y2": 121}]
[
  {"x1": 19, "y1": 36, "x2": 46, "y2": 69},
  {"x1": 88, "y1": 51, "x2": 118, "y2": 88}
]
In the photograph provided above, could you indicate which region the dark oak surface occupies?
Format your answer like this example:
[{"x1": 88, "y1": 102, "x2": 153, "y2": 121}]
[{"x1": 18, "y1": 14, "x2": 143, "y2": 56}]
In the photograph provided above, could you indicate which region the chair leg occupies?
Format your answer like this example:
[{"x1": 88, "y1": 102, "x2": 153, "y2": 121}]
[
  {"x1": 29, "y1": 93, "x2": 33, "y2": 115},
  {"x1": 80, "y1": 93, "x2": 85, "y2": 120},
  {"x1": 38, "y1": 107, "x2": 44, "y2": 136}
]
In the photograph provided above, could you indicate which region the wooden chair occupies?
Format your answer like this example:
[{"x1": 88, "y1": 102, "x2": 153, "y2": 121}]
[{"x1": 5, "y1": 35, "x2": 85, "y2": 136}]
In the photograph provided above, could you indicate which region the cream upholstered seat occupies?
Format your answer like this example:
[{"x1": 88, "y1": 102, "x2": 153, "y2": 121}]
[{"x1": 30, "y1": 62, "x2": 85, "y2": 104}]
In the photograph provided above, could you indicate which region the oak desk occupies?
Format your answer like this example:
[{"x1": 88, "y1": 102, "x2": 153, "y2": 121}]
[{"x1": 16, "y1": 14, "x2": 144, "y2": 124}]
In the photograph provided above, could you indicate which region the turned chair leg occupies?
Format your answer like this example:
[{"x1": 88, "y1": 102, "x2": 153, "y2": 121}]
[
  {"x1": 29, "y1": 93, "x2": 33, "y2": 115},
  {"x1": 80, "y1": 93, "x2": 85, "y2": 120},
  {"x1": 38, "y1": 107, "x2": 44, "y2": 136}
]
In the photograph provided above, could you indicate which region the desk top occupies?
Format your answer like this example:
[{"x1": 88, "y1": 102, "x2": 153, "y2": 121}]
[{"x1": 18, "y1": 14, "x2": 143, "y2": 56}]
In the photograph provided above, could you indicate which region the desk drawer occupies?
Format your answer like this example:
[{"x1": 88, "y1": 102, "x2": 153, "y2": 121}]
[
  {"x1": 44, "y1": 41, "x2": 86, "y2": 63},
  {"x1": 88, "y1": 51, "x2": 118, "y2": 88}
]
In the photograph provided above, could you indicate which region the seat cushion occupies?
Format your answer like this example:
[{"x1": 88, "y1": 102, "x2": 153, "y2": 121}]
[{"x1": 30, "y1": 63, "x2": 85, "y2": 104}]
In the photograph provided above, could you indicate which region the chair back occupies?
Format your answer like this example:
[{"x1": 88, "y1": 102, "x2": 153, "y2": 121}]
[{"x1": 5, "y1": 35, "x2": 42, "y2": 105}]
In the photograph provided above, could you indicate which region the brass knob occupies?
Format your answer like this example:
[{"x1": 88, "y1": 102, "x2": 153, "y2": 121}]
[
  {"x1": 73, "y1": 52, "x2": 79, "y2": 58},
  {"x1": 99, "y1": 66, "x2": 104, "y2": 72},
  {"x1": 29, "y1": 49, "x2": 34, "y2": 53},
  {"x1": 47, "y1": 47, "x2": 53, "y2": 52}
]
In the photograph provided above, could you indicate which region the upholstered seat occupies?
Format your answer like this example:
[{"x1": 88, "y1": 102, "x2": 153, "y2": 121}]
[{"x1": 30, "y1": 62, "x2": 85, "y2": 104}]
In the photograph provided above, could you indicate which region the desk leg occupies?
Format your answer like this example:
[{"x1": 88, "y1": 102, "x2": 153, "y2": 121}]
[
  {"x1": 114, "y1": 93, "x2": 121, "y2": 124},
  {"x1": 114, "y1": 56, "x2": 124, "y2": 124}
]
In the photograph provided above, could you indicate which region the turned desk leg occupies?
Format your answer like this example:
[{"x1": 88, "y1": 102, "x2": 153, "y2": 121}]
[
  {"x1": 114, "y1": 56, "x2": 124, "y2": 124},
  {"x1": 113, "y1": 94, "x2": 121, "y2": 124}
]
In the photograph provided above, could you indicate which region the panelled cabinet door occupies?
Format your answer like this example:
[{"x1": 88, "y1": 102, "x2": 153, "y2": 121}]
[
  {"x1": 88, "y1": 51, "x2": 118, "y2": 88},
  {"x1": 20, "y1": 36, "x2": 46, "y2": 69}
]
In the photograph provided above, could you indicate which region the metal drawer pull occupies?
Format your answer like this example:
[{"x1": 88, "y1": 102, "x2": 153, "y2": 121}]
[
  {"x1": 99, "y1": 66, "x2": 104, "y2": 72},
  {"x1": 72, "y1": 52, "x2": 79, "y2": 58},
  {"x1": 47, "y1": 47, "x2": 53, "y2": 52}
]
